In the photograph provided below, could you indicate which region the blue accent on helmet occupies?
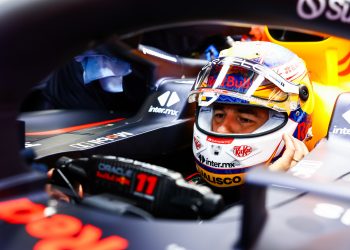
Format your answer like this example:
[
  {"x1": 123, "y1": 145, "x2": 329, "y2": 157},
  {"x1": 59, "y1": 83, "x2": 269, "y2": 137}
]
[
  {"x1": 216, "y1": 95, "x2": 249, "y2": 104},
  {"x1": 289, "y1": 108, "x2": 308, "y2": 123}
]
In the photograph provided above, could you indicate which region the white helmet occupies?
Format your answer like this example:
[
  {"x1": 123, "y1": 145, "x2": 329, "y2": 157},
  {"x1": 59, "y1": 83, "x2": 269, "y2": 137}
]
[{"x1": 188, "y1": 41, "x2": 314, "y2": 188}]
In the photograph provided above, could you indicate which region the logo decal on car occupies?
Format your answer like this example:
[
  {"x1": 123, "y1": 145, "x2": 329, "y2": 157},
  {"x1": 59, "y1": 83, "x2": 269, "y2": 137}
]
[
  {"x1": 69, "y1": 131, "x2": 133, "y2": 149},
  {"x1": 0, "y1": 198, "x2": 129, "y2": 249},
  {"x1": 148, "y1": 91, "x2": 180, "y2": 116},
  {"x1": 157, "y1": 91, "x2": 180, "y2": 107},
  {"x1": 331, "y1": 109, "x2": 350, "y2": 135},
  {"x1": 297, "y1": 0, "x2": 350, "y2": 23},
  {"x1": 342, "y1": 109, "x2": 350, "y2": 124}
]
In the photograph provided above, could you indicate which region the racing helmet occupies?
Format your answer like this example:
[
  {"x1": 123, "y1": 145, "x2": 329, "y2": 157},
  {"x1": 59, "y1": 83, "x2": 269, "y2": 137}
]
[{"x1": 188, "y1": 41, "x2": 314, "y2": 188}]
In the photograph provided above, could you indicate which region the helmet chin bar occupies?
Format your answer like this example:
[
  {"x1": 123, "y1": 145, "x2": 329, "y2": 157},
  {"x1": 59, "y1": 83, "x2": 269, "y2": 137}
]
[{"x1": 192, "y1": 118, "x2": 298, "y2": 188}]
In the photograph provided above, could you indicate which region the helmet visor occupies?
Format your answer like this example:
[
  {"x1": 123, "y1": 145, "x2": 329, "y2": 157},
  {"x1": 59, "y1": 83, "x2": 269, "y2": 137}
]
[
  {"x1": 197, "y1": 104, "x2": 288, "y2": 137},
  {"x1": 189, "y1": 57, "x2": 300, "y2": 113}
]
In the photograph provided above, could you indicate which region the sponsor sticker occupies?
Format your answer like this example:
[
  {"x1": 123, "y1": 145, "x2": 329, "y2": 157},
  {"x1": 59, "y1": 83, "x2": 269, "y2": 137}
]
[
  {"x1": 98, "y1": 162, "x2": 133, "y2": 178},
  {"x1": 69, "y1": 131, "x2": 133, "y2": 149},
  {"x1": 198, "y1": 154, "x2": 236, "y2": 169},
  {"x1": 193, "y1": 136, "x2": 202, "y2": 150},
  {"x1": 331, "y1": 125, "x2": 350, "y2": 135},
  {"x1": 206, "y1": 136, "x2": 234, "y2": 144},
  {"x1": 206, "y1": 71, "x2": 253, "y2": 93},
  {"x1": 297, "y1": 0, "x2": 350, "y2": 23},
  {"x1": 96, "y1": 162, "x2": 133, "y2": 186},
  {"x1": 148, "y1": 91, "x2": 180, "y2": 116},
  {"x1": 0, "y1": 198, "x2": 129, "y2": 249},
  {"x1": 342, "y1": 109, "x2": 350, "y2": 124},
  {"x1": 233, "y1": 145, "x2": 252, "y2": 157},
  {"x1": 196, "y1": 165, "x2": 244, "y2": 187},
  {"x1": 276, "y1": 57, "x2": 306, "y2": 81},
  {"x1": 96, "y1": 171, "x2": 131, "y2": 186}
]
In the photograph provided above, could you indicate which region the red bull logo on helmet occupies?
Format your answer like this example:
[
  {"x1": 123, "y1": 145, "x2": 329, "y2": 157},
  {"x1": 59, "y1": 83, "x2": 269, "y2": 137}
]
[{"x1": 206, "y1": 70, "x2": 254, "y2": 93}]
